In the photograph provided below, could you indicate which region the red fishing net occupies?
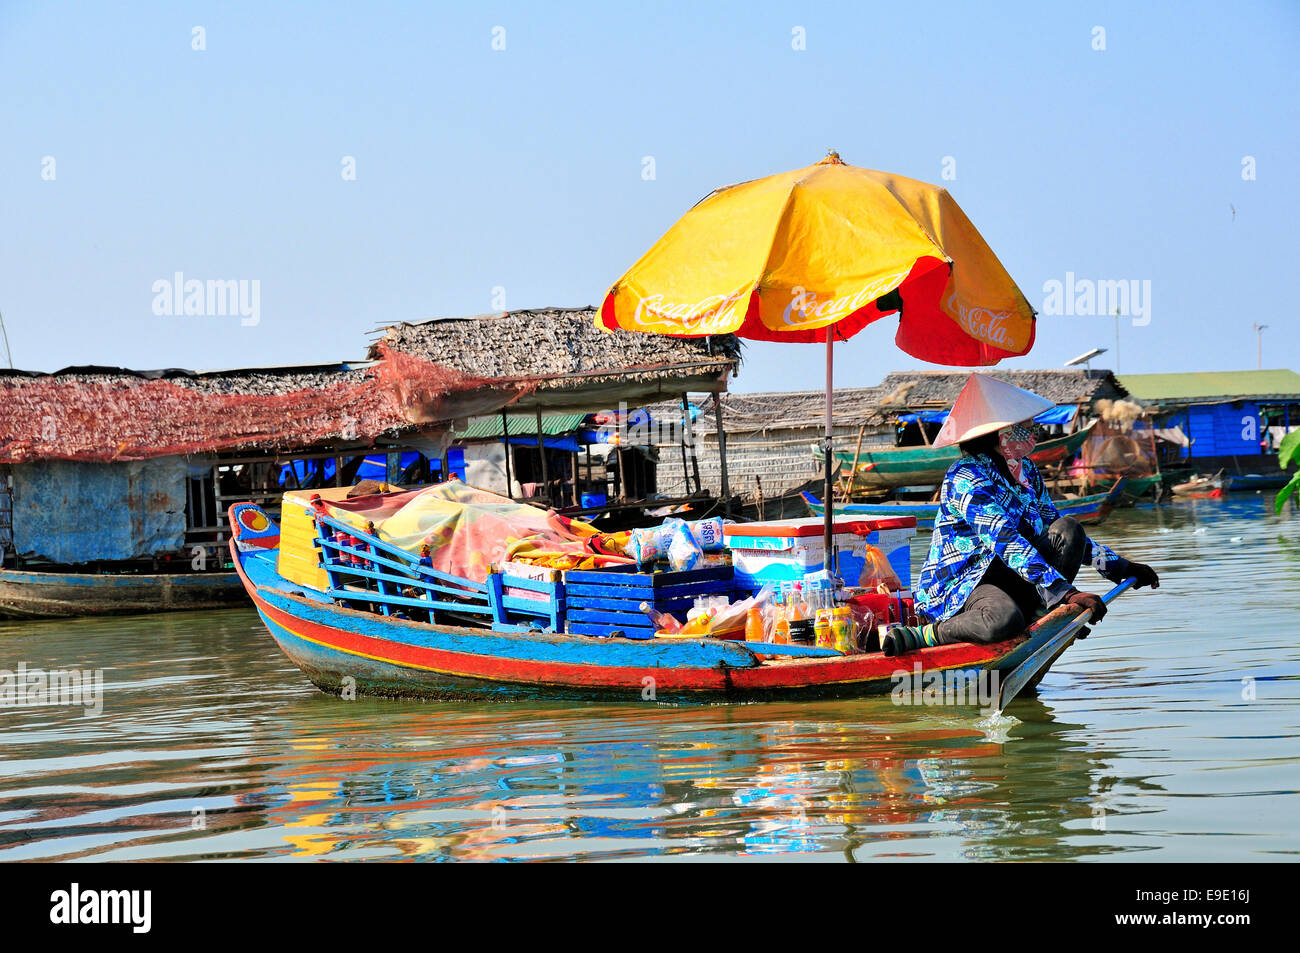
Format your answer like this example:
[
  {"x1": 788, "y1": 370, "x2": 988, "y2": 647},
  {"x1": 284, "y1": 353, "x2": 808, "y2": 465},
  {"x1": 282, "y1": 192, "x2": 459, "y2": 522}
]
[{"x1": 0, "y1": 349, "x2": 529, "y2": 464}]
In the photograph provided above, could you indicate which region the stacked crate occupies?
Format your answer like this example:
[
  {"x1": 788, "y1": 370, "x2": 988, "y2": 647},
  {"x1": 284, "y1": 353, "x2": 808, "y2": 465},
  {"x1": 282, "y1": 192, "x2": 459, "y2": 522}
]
[{"x1": 563, "y1": 564, "x2": 737, "y2": 639}]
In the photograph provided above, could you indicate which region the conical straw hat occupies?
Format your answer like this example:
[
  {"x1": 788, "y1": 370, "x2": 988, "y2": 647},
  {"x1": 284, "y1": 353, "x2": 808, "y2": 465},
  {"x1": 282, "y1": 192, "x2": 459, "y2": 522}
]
[{"x1": 931, "y1": 374, "x2": 1056, "y2": 448}]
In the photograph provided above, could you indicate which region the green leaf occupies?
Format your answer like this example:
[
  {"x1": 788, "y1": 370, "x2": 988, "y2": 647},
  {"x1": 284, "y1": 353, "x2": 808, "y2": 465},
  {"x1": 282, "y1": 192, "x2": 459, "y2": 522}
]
[
  {"x1": 1279, "y1": 430, "x2": 1300, "y2": 470},
  {"x1": 1275, "y1": 472, "x2": 1300, "y2": 514}
]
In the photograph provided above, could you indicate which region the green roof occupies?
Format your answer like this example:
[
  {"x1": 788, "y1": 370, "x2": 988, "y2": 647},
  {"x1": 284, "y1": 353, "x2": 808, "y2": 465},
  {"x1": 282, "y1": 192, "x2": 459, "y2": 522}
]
[
  {"x1": 456, "y1": 412, "x2": 590, "y2": 440},
  {"x1": 1118, "y1": 369, "x2": 1300, "y2": 403}
]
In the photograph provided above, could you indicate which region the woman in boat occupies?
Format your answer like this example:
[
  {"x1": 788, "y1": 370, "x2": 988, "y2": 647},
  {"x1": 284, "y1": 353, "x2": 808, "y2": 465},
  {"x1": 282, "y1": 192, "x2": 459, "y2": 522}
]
[{"x1": 883, "y1": 374, "x2": 1159, "y2": 656}]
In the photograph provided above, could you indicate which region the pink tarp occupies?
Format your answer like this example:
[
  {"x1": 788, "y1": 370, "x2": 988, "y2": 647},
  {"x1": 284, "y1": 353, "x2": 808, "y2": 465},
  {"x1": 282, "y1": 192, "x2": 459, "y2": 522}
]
[{"x1": 321, "y1": 481, "x2": 630, "y2": 582}]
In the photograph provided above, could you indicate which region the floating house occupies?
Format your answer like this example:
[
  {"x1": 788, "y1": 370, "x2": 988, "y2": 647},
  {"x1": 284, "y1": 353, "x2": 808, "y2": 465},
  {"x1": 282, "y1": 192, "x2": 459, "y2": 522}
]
[
  {"x1": 1, "y1": 308, "x2": 739, "y2": 616},
  {"x1": 0, "y1": 361, "x2": 435, "y2": 616},
  {"x1": 1118, "y1": 369, "x2": 1300, "y2": 476}
]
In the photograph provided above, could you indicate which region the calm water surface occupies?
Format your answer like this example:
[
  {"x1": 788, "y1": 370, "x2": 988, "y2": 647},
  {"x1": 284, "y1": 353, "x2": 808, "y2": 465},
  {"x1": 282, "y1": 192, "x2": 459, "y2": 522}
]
[{"x1": 2, "y1": 496, "x2": 1298, "y2": 861}]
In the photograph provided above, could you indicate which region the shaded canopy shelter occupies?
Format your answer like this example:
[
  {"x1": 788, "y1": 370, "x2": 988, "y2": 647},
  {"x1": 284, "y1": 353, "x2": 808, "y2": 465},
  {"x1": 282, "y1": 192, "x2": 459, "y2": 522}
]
[{"x1": 369, "y1": 307, "x2": 740, "y2": 506}]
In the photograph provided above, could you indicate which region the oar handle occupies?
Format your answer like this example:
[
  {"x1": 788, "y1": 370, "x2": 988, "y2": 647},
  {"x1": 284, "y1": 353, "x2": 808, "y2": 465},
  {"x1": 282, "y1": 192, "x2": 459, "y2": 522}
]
[
  {"x1": 1068, "y1": 576, "x2": 1135, "y2": 626},
  {"x1": 1101, "y1": 576, "x2": 1137, "y2": 605}
]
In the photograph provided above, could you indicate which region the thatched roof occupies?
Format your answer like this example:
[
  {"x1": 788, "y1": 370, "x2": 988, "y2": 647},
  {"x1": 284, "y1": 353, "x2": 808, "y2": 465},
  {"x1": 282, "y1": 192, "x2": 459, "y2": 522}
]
[
  {"x1": 874, "y1": 369, "x2": 1126, "y2": 412},
  {"x1": 368, "y1": 307, "x2": 739, "y2": 412},
  {"x1": 696, "y1": 387, "x2": 892, "y2": 435}
]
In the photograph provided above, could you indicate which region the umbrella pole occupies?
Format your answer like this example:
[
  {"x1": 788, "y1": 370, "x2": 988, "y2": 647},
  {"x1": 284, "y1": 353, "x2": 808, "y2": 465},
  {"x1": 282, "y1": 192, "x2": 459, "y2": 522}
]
[{"x1": 824, "y1": 334, "x2": 835, "y2": 573}]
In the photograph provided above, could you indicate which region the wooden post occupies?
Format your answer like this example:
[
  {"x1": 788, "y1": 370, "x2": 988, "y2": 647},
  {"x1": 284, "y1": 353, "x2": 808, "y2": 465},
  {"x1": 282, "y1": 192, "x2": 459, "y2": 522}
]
[
  {"x1": 683, "y1": 393, "x2": 701, "y2": 494},
  {"x1": 842, "y1": 423, "x2": 866, "y2": 501},
  {"x1": 678, "y1": 404, "x2": 691, "y2": 495},
  {"x1": 714, "y1": 394, "x2": 730, "y2": 514},
  {"x1": 755, "y1": 475, "x2": 765, "y2": 521},
  {"x1": 616, "y1": 446, "x2": 627, "y2": 501},
  {"x1": 502, "y1": 409, "x2": 513, "y2": 499},
  {"x1": 536, "y1": 408, "x2": 549, "y2": 502}
]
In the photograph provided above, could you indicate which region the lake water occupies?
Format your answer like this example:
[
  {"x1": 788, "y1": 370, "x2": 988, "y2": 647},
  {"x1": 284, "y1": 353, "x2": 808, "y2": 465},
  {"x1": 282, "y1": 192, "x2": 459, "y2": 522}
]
[{"x1": 2, "y1": 495, "x2": 1297, "y2": 862}]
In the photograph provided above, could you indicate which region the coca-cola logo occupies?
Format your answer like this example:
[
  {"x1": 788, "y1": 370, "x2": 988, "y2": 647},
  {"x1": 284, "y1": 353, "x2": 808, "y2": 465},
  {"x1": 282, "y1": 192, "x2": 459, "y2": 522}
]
[
  {"x1": 631, "y1": 286, "x2": 748, "y2": 333},
  {"x1": 778, "y1": 270, "x2": 911, "y2": 327},
  {"x1": 943, "y1": 287, "x2": 1016, "y2": 348}
]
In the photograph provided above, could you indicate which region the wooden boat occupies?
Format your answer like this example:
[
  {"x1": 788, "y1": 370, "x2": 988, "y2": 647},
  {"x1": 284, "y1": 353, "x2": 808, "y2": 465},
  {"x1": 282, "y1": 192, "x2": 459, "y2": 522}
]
[
  {"x1": 1171, "y1": 471, "x2": 1228, "y2": 498},
  {"x1": 229, "y1": 500, "x2": 1123, "y2": 706},
  {"x1": 1110, "y1": 473, "x2": 1163, "y2": 503},
  {"x1": 801, "y1": 478, "x2": 1127, "y2": 530},
  {"x1": 1223, "y1": 472, "x2": 1290, "y2": 492},
  {"x1": 0, "y1": 565, "x2": 245, "y2": 619},
  {"x1": 832, "y1": 423, "x2": 1096, "y2": 491}
]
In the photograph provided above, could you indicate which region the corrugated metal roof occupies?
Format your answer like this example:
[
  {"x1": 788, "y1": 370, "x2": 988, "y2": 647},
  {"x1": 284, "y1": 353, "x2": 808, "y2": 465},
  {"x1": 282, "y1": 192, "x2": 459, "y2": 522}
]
[
  {"x1": 457, "y1": 413, "x2": 590, "y2": 440},
  {"x1": 1119, "y1": 369, "x2": 1300, "y2": 403}
]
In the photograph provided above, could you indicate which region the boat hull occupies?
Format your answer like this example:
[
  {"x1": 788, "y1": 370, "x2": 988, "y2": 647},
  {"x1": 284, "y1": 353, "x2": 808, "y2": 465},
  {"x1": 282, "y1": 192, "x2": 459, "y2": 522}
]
[
  {"x1": 0, "y1": 566, "x2": 245, "y2": 619},
  {"x1": 250, "y1": 582, "x2": 1042, "y2": 703}
]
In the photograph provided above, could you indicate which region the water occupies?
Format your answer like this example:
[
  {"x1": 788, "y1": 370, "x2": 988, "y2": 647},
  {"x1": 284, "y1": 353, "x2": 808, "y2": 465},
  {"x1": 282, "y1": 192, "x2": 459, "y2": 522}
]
[{"x1": 2, "y1": 496, "x2": 1297, "y2": 861}]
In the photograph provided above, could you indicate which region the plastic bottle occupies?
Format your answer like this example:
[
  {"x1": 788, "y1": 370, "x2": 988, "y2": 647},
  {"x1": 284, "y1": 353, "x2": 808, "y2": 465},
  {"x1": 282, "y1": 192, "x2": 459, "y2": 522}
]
[
  {"x1": 640, "y1": 601, "x2": 681, "y2": 634},
  {"x1": 813, "y1": 604, "x2": 833, "y2": 648},
  {"x1": 745, "y1": 607, "x2": 764, "y2": 643},
  {"x1": 773, "y1": 587, "x2": 791, "y2": 644},
  {"x1": 832, "y1": 606, "x2": 856, "y2": 654}
]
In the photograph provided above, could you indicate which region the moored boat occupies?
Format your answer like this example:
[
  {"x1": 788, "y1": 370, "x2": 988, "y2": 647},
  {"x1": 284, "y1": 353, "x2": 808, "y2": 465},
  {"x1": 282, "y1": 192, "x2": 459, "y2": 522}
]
[
  {"x1": 800, "y1": 478, "x2": 1127, "y2": 530},
  {"x1": 230, "y1": 496, "x2": 1119, "y2": 706},
  {"x1": 0, "y1": 565, "x2": 244, "y2": 619},
  {"x1": 1172, "y1": 471, "x2": 1228, "y2": 498},
  {"x1": 831, "y1": 423, "x2": 1096, "y2": 492}
]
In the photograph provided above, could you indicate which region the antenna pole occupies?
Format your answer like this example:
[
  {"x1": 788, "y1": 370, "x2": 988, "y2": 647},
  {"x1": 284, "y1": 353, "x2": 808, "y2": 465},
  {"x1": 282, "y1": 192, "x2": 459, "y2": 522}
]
[
  {"x1": 0, "y1": 312, "x2": 11, "y2": 371},
  {"x1": 1253, "y1": 322, "x2": 1268, "y2": 370}
]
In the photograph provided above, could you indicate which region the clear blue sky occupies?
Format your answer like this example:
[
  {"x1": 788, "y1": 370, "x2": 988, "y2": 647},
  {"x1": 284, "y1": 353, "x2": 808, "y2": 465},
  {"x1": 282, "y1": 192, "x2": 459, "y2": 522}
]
[{"x1": 2, "y1": 0, "x2": 1296, "y2": 392}]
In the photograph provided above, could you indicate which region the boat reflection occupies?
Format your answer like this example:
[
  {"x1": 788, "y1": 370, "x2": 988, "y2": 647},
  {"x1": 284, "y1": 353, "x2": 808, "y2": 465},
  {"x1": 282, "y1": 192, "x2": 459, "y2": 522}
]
[{"x1": 245, "y1": 695, "x2": 1138, "y2": 861}]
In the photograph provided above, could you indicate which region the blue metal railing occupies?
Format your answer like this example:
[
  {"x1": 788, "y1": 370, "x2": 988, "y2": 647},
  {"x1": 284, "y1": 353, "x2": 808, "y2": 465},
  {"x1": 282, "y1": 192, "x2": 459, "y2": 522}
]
[{"x1": 308, "y1": 506, "x2": 563, "y2": 632}]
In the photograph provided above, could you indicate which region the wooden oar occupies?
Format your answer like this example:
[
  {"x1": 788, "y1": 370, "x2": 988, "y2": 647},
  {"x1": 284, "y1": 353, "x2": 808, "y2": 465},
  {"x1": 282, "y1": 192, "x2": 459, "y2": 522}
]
[{"x1": 996, "y1": 578, "x2": 1136, "y2": 710}]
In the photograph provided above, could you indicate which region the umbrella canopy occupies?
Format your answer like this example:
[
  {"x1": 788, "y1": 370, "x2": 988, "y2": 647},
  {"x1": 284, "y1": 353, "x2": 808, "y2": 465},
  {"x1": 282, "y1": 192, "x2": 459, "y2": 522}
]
[
  {"x1": 598, "y1": 152, "x2": 1037, "y2": 567},
  {"x1": 598, "y1": 152, "x2": 1036, "y2": 365}
]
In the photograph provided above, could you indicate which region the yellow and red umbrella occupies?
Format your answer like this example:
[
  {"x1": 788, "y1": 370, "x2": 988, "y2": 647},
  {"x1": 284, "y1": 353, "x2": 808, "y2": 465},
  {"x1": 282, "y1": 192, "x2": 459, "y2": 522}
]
[{"x1": 598, "y1": 152, "x2": 1037, "y2": 555}]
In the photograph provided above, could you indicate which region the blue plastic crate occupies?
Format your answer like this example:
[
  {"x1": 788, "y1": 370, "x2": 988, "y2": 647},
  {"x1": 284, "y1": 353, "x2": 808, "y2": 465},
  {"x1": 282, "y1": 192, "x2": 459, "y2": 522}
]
[{"x1": 562, "y1": 564, "x2": 737, "y2": 636}]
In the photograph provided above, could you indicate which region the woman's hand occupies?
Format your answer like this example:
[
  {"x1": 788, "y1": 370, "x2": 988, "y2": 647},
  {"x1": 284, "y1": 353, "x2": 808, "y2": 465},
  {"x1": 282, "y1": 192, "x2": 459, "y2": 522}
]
[
  {"x1": 1127, "y1": 562, "x2": 1160, "y2": 589},
  {"x1": 1065, "y1": 589, "x2": 1108, "y2": 623}
]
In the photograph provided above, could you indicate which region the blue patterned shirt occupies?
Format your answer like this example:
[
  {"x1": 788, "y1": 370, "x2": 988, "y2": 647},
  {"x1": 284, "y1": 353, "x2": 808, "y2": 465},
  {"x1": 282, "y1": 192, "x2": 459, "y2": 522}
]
[{"x1": 915, "y1": 453, "x2": 1123, "y2": 623}]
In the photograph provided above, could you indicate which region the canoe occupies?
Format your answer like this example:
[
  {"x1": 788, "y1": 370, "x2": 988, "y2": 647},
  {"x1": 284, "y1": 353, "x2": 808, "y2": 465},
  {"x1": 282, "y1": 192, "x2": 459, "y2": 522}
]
[
  {"x1": 801, "y1": 478, "x2": 1127, "y2": 530},
  {"x1": 229, "y1": 501, "x2": 1110, "y2": 705},
  {"x1": 1223, "y1": 472, "x2": 1290, "y2": 492},
  {"x1": 0, "y1": 566, "x2": 245, "y2": 619},
  {"x1": 831, "y1": 423, "x2": 1096, "y2": 491}
]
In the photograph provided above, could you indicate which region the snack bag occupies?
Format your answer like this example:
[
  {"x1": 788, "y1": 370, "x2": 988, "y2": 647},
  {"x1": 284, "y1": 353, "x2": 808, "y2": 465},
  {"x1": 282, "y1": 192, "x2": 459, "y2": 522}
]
[
  {"x1": 666, "y1": 520, "x2": 703, "y2": 572},
  {"x1": 688, "y1": 517, "x2": 726, "y2": 552},
  {"x1": 625, "y1": 526, "x2": 664, "y2": 566}
]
